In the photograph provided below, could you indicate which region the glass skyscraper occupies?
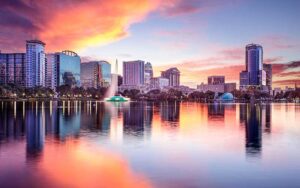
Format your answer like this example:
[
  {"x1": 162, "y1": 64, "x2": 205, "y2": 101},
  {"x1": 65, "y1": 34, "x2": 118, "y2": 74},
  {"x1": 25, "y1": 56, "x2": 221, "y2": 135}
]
[
  {"x1": 240, "y1": 44, "x2": 266, "y2": 89},
  {"x1": 57, "y1": 51, "x2": 81, "y2": 87},
  {"x1": 245, "y1": 44, "x2": 265, "y2": 86},
  {"x1": 45, "y1": 50, "x2": 80, "y2": 89},
  {"x1": 25, "y1": 40, "x2": 46, "y2": 88}
]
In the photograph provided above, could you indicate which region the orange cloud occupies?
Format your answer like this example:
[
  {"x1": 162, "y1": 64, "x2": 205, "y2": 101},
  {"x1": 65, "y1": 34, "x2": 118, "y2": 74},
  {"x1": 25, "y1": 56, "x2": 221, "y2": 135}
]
[
  {"x1": 38, "y1": 0, "x2": 160, "y2": 51},
  {"x1": 0, "y1": 0, "x2": 162, "y2": 52}
]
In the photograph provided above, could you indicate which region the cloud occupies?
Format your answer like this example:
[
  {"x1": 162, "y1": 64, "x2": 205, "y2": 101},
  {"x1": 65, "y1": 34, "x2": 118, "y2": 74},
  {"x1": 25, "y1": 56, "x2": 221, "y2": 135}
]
[
  {"x1": 219, "y1": 47, "x2": 244, "y2": 60},
  {"x1": 154, "y1": 56, "x2": 300, "y2": 88},
  {"x1": 158, "y1": 0, "x2": 239, "y2": 17},
  {"x1": 259, "y1": 35, "x2": 300, "y2": 51},
  {"x1": 159, "y1": 0, "x2": 205, "y2": 16},
  {"x1": 273, "y1": 79, "x2": 300, "y2": 87},
  {"x1": 0, "y1": 0, "x2": 161, "y2": 52},
  {"x1": 264, "y1": 57, "x2": 284, "y2": 64}
]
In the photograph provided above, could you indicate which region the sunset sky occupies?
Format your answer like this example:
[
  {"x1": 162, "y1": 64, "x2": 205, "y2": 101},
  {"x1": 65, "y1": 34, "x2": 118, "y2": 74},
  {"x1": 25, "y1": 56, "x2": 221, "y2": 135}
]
[{"x1": 0, "y1": 0, "x2": 299, "y2": 88}]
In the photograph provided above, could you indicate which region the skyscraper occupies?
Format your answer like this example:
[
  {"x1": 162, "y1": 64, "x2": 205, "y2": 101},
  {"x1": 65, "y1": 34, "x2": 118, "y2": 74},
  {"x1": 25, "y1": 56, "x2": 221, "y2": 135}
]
[
  {"x1": 81, "y1": 61, "x2": 111, "y2": 89},
  {"x1": 144, "y1": 62, "x2": 153, "y2": 85},
  {"x1": 45, "y1": 50, "x2": 81, "y2": 89},
  {"x1": 56, "y1": 50, "x2": 81, "y2": 87},
  {"x1": 123, "y1": 60, "x2": 145, "y2": 86},
  {"x1": 161, "y1": 67, "x2": 180, "y2": 87},
  {"x1": 240, "y1": 44, "x2": 266, "y2": 89},
  {"x1": 0, "y1": 53, "x2": 26, "y2": 87},
  {"x1": 45, "y1": 53, "x2": 57, "y2": 90},
  {"x1": 25, "y1": 40, "x2": 46, "y2": 88},
  {"x1": 245, "y1": 44, "x2": 265, "y2": 86},
  {"x1": 263, "y1": 64, "x2": 272, "y2": 91}
]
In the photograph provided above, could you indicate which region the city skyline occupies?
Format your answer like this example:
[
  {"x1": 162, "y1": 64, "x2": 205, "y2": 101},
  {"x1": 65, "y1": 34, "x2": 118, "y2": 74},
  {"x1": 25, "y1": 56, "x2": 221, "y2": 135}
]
[{"x1": 0, "y1": 0, "x2": 299, "y2": 88}]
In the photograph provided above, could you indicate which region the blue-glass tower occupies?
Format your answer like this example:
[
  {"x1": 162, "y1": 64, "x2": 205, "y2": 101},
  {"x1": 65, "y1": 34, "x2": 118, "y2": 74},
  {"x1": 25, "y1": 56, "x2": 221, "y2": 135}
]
[{"x1": 246, "y1": 44, "x2": 263, "y2": 85}]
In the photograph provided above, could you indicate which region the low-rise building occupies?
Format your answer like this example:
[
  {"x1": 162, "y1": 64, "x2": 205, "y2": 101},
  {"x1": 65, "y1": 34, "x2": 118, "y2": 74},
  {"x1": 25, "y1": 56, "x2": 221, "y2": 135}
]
[
  {"x1": 197, "y1": 76, "x2": 236, "y2": 93},
  {"x1": 151, "y1": 77, "x2": 169, "y2": 89},
  {"x1": 273, "y1": 88, "x2": 282, "y2": 96}
]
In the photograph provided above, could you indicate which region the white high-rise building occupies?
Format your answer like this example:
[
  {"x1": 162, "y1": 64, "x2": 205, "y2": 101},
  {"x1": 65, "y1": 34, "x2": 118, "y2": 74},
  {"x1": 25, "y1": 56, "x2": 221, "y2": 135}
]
[
  {"x1": 45, "y1": 53, "x2": 57, "y2": 90},
  {"x1": 25, "y1": 40, "x2": 46, "y2": 88},
  {"x1": 123, "y1": 60, "x2": 145, "y2": 86}
]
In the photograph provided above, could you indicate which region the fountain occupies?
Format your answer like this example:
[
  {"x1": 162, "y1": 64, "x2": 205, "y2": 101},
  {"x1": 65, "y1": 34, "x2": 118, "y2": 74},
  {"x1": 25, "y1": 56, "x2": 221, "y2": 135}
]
[{"x1": 105, "y1": 60, "x2": 129, "y2": 102}]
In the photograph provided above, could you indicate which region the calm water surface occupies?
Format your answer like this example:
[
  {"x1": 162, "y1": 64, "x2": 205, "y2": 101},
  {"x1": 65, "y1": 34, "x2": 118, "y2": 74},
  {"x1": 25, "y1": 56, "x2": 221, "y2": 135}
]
[{"x1": 0, "y1": 101, "x2": 300, "y2": 188}]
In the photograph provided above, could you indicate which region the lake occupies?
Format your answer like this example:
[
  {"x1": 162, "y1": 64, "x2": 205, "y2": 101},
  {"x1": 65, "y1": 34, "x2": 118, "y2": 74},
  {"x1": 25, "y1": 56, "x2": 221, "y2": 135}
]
[{"x1": 0, "y1": 101, "x2": 300, "y2": 188}]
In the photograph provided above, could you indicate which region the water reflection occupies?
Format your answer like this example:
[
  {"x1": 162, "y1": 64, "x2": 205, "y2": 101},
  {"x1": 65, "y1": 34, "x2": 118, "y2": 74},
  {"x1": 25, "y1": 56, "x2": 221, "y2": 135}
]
[
  {"x1": 26, "y1": 102, "x2": 45, "y2": 157},
  {"x1": 0, "y1": 101, "x2": 299, "y2": 187},
  {"x1": 245, "y1": 104, "x2": 262, "y2": 156},
  {"x1": 239, "y1": 103, "x2": 272, "y2": 157},
  {"x1": 208, "y1": 103, "x2": 225, "y2": 120}
]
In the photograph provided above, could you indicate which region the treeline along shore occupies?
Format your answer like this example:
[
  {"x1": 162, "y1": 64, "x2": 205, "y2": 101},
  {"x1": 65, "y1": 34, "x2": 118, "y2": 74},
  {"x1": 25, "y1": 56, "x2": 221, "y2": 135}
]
[{"x1": 0, "y1": 84, "x2": 299, "y2": 102}]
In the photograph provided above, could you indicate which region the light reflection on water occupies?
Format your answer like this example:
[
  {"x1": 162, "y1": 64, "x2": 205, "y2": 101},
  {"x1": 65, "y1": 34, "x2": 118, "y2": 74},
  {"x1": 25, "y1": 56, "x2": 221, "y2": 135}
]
[{"x1": 0, "y1": 101, "x2": 300, "y2": 187}]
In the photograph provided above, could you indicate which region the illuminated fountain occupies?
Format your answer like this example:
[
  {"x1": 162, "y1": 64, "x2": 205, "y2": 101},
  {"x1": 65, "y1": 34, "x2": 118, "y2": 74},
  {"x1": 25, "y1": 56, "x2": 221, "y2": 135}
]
[{"x1": 105, "y1": 60, "x2": 129, "y2": 102}]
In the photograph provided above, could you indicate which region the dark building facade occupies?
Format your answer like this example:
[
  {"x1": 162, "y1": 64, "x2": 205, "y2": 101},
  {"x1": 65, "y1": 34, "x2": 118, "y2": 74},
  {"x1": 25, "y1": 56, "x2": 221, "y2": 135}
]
[
  {"x1": 208, "y1": 76, "x2": 225, "y2": 85},
  {"x1": 0, "y1": 53, "x2": 26, "y2": 87},
  {"x1": 161, "y1": 67, "x2": 180, "y2": 87},
  {"x1": 263, "y1": 64, "x2": 272, "y2": 91}
]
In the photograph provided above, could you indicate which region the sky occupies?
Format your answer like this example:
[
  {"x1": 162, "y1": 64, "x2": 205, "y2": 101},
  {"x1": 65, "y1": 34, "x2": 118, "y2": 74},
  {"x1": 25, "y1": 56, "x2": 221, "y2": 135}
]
[{"x1": 0, "y1": 0, "x2": 300, "y2": 88}]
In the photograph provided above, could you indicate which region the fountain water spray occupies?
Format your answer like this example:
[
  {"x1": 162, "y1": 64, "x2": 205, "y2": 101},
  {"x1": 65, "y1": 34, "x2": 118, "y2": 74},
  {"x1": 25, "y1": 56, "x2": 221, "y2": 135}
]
[{"x1": 105, "y1": 59, "x2": 129, "y2": 102}]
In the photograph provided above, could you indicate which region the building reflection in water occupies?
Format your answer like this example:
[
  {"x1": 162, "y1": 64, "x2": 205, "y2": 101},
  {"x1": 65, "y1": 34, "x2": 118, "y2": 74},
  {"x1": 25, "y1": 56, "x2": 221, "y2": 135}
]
[
  {"x1": 239, "y1": 103, "x2": 271, "y2": 157},
  {"x1": 208, "y1": 103, "x2": 225, "y2": 120},
  {"x1": 160, "y1": 102, "x2": 180, "y2": 129},
  {"x1": 144, "y1": 102, "x2": 153, "y2": 139},
  {"x1": 1, "y1": 101, "x2": 274, "y2": 160},
  {"x1": 0, "y1": 101, "x2": 26, "y2": 141},
  {"x1": 263, "y1": 104, "x2": 272, "y2": 133},
  {"x1": 245, "y1": 104, "x2": 262, "y2": 156},
  {"x1": 53, "y1": 101, "x2": 81, "y2": 140},
  {"x1": 26, "y1": 101, "x2": 45, "y2": 158},
  {"x1": 81, "y1": 102, "x2": 111, "y2": 133},
  {"x1": 123, "y1": 102, "x2": 145, "y2": 138}
]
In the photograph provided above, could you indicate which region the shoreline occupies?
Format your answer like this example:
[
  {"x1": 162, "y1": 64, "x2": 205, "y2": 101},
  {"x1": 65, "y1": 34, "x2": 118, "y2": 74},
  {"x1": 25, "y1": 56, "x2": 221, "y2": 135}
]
[{"x1": 0, "y1": 98, "x2": 299, "y2": 103}]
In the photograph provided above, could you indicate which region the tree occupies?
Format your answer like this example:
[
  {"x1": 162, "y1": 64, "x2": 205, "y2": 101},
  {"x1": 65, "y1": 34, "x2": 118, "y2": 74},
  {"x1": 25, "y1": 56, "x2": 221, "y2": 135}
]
[{"x1": 188, "y1": 91, "x2": 205, "y2": 101}]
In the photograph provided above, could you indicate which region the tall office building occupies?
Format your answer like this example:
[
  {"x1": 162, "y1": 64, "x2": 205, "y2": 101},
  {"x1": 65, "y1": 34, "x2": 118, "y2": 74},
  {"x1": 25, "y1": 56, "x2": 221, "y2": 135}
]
[
  {"x1": 208, "y1": 76, "x2": 225, "y2": 85},
  {"x1": 144, "y1": 62, "x2": 153, "y2": 85},
  {"x1": 25, "y1": 40, "x2": 46, "y2": 88},
  {"x1": 263, "y1": 64, "x2": 272, "y2": 91},
  {"x1": 123, "y1": 60, "x2": 145, "y2": 86},
  {"x1": 0, "y1": 53, "x2": 26, "y2": 86},
  {"x1": 45, "y1": 53, "x2": 57, "y2": 90},
  {"x1": 161, "y1": 67, "x2": 180, "y2": 87},
  {"x1": 81, "y1": 61, "x2": 111, "y2": 89},
  {"x1": 240, "y1": 44, "x2": 266, "y2": 89},
  {"x1": 245, "y1": 44, "x2": 265, "y2": 86},
  {"x1": 57, "y1": 50, "x2": 81, "y2": 87},
  {"x1": 45, "y1": 50, "x2": 80, "y2": 89}
]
